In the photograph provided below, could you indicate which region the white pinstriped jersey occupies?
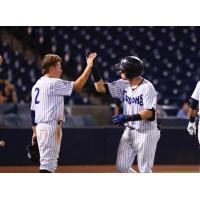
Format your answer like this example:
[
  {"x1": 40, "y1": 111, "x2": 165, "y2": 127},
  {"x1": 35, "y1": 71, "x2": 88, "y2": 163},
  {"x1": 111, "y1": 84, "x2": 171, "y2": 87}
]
[
  {"x1": 107, "y1": 78, "x2": 157, "y2": 131},
  {"x1": 191, "y1": 81, "x2": 200, "y2": 115},
  {"x1": 31, "y1": 76, "x2": 73, "y2": 123}
]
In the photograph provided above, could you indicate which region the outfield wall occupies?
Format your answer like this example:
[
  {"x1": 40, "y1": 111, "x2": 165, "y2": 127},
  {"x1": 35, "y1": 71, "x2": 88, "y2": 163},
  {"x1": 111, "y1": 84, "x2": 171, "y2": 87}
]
[{"x1": 0, "y1": 125, "x2": 198, "y2": 165}]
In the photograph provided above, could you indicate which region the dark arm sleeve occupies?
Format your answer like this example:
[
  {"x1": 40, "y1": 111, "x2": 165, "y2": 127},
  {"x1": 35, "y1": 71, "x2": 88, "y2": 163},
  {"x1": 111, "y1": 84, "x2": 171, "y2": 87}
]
[
  {"x1": 147, "y1": 108, "x2": 156, "y2": 121},
  {"x1": 190, "y1": 98, "x2": 198, "y2": 110},
  {"x1": 31, "y1": 110, "x2": 37, "y2": 126},
  {"x1": 92, "y1": 65, "x2": 102, "y2": 83},
  {"x1": 104, "y1": 83, "x2": 111, "y2": 95}
]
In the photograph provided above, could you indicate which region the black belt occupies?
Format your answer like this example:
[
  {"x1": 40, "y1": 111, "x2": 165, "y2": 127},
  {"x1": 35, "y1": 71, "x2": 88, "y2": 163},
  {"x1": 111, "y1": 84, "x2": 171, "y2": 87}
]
[{"x1": 125, "y1": 126, "x2": 137, "y2": 130}]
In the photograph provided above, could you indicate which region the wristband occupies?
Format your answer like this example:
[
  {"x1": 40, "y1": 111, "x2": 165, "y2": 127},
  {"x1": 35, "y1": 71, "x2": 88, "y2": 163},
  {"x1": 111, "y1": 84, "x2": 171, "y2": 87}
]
[
  {"x1": 92, "y1": 64, "x2": 102, "y2": 82},
  {"x1": 31, "y1": 110, "x2": 37, "y2": 126},
  {"x1": 126, "y1": 114, "x2": 142, "y2": 122}
]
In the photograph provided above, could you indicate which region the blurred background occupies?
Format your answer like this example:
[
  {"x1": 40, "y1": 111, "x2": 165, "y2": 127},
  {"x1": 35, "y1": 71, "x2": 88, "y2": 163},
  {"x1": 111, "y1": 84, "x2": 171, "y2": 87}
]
[{"x1": 0, "y1": 27, "x2": 199, "y2": 172}]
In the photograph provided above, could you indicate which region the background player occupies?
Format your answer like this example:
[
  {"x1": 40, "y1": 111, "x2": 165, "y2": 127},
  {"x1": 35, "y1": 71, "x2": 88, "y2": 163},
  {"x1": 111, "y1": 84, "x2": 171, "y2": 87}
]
[
  {"x1": 187, "y1": 81, "x2": 200, "y2": 141},
  {"x1": 31, "y1": 52, "x2": 97, "y2": 173},
  {"x1": 91, "y1": 56, "x2": 160, "y2": 173}
]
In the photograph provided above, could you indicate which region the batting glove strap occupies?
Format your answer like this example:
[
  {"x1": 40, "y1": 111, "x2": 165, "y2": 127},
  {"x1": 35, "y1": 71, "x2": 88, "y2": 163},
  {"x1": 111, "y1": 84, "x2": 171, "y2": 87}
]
[
  {"x1": 126, "y1": 114, "x2": 142, "y2": 121},
  {"x1": 112, "y1": 114, "x2": 141, "y2": 126}
]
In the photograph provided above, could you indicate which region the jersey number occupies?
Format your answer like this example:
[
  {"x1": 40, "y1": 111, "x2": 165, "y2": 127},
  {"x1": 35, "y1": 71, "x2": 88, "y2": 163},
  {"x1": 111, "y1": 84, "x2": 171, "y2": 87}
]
[{"x1": 35, "y1": 87, "x2": 40, "y2": 104}]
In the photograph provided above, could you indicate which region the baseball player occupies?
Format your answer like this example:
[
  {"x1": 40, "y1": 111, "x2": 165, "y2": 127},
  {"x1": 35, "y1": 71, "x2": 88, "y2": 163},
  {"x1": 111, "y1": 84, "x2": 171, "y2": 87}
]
[
  {"x1": 92, "y1": 56, "x2": 160, "y2": 173},
  {"x1": 187, "y1": 81, "x2": 200, "y2": 141},
  {"x1": 31, "y1": 52, "x2": 97, "y2": 173}
]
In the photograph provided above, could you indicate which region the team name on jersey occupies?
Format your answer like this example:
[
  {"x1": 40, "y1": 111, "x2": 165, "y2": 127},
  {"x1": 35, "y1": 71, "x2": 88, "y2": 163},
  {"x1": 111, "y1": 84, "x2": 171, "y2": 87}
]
[{"x1": 122, "y1": 91, "x2": 144, "y2": 106}]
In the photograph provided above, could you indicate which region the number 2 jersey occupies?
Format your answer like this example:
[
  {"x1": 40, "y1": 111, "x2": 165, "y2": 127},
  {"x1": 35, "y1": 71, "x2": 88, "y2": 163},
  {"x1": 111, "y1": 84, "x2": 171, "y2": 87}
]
[
  {"x1": 31, "y1": 76, "x2": 73, "y2": 123},
  {"x1": 107, "y1": 78, "x2": 158, "y2": 132}
]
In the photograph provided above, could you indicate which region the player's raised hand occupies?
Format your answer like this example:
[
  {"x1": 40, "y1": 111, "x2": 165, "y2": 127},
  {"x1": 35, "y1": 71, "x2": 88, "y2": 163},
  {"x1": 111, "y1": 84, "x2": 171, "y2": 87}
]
[
  {"x1": 86, "y1": 52, "x2": 97, "y2": 68},
  {"x1": 187, "y1": 122, "x2": 196, "y2": 135},
  {"x1": 112, "y1": 114, "x2": 128, "y2": 126}
]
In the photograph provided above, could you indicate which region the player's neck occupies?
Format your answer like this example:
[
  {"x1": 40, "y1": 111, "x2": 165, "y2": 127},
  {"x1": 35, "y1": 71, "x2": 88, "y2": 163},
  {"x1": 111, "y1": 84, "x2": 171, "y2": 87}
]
[
  {"x1": 129, "y1": 76, "x2": 143, "y2": 86},
  {"x1": 44, "y1": 73, "x2": 55, "y2": 78}
]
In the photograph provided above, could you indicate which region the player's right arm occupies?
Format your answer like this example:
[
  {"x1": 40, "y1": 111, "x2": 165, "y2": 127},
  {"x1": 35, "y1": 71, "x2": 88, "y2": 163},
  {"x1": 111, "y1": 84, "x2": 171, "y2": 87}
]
[
  {"x1": 53, "y1": 53, "x2": 97, "y2": 96},
  {"x1": 73, "y1": 53, "x2": 97, "y2": 92},
  {"x1": 187, "y1": 81, "x2": 200, "y2": 135},
  {"x1": 94, "y1": 79, "x2": 107, "y2": 93},
  {"x1": 85, "y1": 51, "x2": 107, "y2": 93},
  {"x1": 92, "y1": 63, "x2": 126, "y2": 100}
]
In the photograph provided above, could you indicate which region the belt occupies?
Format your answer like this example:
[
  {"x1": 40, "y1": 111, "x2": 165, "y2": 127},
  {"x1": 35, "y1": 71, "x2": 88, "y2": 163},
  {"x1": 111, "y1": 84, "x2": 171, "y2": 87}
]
[
  {"x1": 37, "y1": 120, "x2": 63, "y2": 125},
  {"x1": 125, "y1": 126, "x2": 137, "y2": 130}
]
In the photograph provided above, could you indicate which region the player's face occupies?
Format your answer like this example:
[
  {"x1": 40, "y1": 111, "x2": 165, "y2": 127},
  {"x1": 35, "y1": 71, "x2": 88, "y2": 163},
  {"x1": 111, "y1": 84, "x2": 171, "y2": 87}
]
[{"x1": 53, "y1": 62, "x2": 63, "y2": 78}]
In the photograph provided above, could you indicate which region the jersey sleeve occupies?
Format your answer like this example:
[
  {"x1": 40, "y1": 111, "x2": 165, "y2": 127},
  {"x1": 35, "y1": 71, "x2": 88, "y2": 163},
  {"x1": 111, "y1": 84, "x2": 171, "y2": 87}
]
[
  {"x1": 191, "y1": 81, "x2": 200, "y2": 101},
  {"x1": 143, "y1": 85, "x2": 157, "y2": 110},
  {"x1": 107, "y1": 79, "x2": 128, "y2": 101},
  {"x1": 53, "y1": 79, "x2": 73, "y2": 96}
]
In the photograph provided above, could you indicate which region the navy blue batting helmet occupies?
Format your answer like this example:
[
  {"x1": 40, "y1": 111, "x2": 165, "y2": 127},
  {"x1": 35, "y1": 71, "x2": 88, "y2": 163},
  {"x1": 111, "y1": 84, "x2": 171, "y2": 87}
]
[{"x1": 115, "y1": 56, "x2": 144, "y2": 79}]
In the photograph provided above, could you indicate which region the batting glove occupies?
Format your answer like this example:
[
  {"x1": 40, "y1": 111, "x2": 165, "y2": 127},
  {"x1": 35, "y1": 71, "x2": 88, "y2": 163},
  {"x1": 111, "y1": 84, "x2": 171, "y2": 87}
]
[
  {"x1": 112, "y1": 114, "x2": 128, "y2": 126},
  {"x1": 187, "y1": 122, "x2": 196, "y2": 135}
]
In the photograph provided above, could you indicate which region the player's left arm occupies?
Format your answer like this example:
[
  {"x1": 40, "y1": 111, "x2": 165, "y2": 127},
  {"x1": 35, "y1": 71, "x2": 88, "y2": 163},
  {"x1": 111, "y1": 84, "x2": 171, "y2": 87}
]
[
  {"x1": 112, "y1": 109, "x2": 154, "y2": 126},
  {"x1": 129, "y1": 84, "x2": 156, "y2": 121},
  {"x1": 112, "y1": 85, "x2": 156, "y2": 126},
  {"x1": 138, "y1": 109, "x2": 154, "y2": 120},
  {"x1": 30, "y1": 88, "x2": 37, "y2": 145}
]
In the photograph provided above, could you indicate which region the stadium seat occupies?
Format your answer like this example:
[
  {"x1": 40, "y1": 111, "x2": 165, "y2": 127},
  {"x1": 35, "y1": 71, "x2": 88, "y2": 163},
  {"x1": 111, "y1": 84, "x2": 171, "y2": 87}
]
[{"x1": 1, "y1": 27, "x2": 200, "y2": 105}]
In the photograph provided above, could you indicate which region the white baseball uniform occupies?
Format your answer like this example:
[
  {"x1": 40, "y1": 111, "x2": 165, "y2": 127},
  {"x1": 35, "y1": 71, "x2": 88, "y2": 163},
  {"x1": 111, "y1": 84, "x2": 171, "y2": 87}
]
[
  {"x1": 31, "y1": 76, "x2": 73, "y2": 172},
  {"x1": 191, "y1": 81, "x2": 200, "y2": 143},
  {"x1": 107, "y1": 78, "x2": 160, "y2": 173}
]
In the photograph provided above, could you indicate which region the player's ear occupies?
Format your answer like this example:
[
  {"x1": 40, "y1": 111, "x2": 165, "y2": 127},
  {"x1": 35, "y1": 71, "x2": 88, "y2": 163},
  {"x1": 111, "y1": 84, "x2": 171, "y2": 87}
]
[{"x1": 50, "y1": 66, "x2": 55, "y2": 71}]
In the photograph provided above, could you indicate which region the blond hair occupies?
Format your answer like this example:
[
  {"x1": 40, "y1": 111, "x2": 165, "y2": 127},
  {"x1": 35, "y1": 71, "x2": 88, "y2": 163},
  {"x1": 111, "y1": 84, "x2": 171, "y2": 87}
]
[{"x1": 41, "y1": 54, "x2": 62, "y2": 75}]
